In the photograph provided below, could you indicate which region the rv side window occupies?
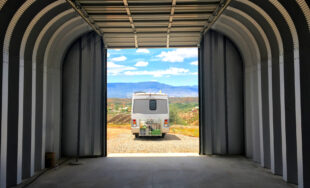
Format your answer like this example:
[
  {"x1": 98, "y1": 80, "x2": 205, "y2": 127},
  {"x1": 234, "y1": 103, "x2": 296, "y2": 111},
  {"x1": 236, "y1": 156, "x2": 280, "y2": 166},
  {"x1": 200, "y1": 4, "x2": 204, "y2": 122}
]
[{"x1": 149, "y1": 100, "x2": 157, "y2": 110}]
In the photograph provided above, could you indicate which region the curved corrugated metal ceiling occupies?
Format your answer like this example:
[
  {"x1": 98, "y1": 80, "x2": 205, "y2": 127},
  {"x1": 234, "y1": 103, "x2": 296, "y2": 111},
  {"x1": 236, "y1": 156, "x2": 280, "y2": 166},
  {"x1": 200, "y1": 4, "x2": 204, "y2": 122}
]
[{"x1": 67, "y1": 0, "x2": 230, "y2": 48}]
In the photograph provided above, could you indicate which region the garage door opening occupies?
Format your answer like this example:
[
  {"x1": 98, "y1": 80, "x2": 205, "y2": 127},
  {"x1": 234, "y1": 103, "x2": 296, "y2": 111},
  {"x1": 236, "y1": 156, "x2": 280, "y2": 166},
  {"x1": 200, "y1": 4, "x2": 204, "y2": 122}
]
[{"x1": 107, "y1": 48, "x2": 199, "y2": 155}]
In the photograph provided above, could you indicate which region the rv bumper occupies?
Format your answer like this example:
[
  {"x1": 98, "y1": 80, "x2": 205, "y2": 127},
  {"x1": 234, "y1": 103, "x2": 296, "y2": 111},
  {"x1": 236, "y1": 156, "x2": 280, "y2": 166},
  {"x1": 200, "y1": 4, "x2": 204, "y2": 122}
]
[
  {"x1": 162, "y1": 127, "x2": 169, "y2": 133},
  {"x1": 131, "y1": 127, "x2": 140, "y2": 134},
  {"x1": 131, "y1": 126, "x2": 169, "y2": 135}
]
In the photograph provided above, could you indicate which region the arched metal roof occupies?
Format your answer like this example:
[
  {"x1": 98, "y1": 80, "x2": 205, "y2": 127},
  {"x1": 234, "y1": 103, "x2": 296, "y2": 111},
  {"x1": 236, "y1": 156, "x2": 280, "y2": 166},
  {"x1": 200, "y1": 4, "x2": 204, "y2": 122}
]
[{"x1": 67, "y1": 0, "x2": 231, "y2": 48}]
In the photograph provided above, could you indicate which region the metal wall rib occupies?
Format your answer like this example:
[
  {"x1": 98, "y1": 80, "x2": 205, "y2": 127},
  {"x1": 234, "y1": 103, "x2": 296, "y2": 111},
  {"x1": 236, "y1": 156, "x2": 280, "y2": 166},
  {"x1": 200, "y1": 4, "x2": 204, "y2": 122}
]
[
  {"x1": 22, "y1": 1, "x2": 72, "y2": 179},
  {"x1": 225, "y1": 7, "x2": 270, "y2": 169},
  {"x1": 235, "y1": 0, "x2": 284, "y2": 176}
]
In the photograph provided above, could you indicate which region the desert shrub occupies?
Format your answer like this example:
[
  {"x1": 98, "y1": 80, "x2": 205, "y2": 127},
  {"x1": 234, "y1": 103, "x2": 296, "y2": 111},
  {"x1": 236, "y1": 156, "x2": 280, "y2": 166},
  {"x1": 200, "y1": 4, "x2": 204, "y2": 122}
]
[{"x1": 169, "y1": 106, "x2": 187, "y2": 125}]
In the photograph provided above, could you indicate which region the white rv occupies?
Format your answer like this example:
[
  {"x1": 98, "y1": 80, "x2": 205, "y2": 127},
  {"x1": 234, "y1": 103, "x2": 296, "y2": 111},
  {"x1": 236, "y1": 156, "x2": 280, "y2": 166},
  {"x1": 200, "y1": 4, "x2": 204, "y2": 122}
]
[{"x1": 131, "y1": 92, "x2": 169, "y2": 138}]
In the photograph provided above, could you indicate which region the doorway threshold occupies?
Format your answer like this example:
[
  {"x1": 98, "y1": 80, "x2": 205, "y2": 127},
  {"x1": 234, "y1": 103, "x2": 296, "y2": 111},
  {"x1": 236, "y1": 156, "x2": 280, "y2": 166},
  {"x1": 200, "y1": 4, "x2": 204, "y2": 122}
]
[{"x1": 107, "y1": 153, "x2": 199, "y2": 157}]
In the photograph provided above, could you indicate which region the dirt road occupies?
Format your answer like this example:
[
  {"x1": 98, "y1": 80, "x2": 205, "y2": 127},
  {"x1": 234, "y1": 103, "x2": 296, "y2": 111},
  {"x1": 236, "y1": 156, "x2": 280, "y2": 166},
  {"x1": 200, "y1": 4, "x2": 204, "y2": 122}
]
[{"x1": 107, "y1": 128, "x2": 199, "y2": 153}]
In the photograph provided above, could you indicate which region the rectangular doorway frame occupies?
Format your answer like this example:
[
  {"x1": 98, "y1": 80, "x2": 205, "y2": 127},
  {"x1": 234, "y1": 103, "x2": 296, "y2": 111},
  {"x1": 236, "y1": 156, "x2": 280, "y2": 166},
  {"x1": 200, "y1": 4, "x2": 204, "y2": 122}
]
[{"x1": 101, "y1": 47, "x2": 203, "y2": 156}]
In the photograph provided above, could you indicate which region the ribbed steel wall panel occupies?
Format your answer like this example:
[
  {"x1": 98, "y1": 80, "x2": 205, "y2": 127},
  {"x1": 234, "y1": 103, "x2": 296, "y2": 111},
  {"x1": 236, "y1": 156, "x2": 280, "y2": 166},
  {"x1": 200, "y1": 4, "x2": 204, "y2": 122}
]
[
  {"x1": 277, "y1": 1, "x2": 310, "y2": 187},
  {"x1": 44, "y1": 18, "x2": 91, "y2": 160},
  {"x1": 216, "y1": 15, "x2": 263, "y2": 163},
  {"x1": 0, "y1": 1, "x2": 25, "y2": 186},
  {"x1": 199, "y1": 30, "x2": 244, "y2": 155},
  {"x1": 2, "y1": 1, "x2": 35, "y2": 185},
  {"x1": 205, "y1": 0, "x2": 309, "y2": 187},
  {"x1": 19, "y1": 1, "x2": 68, "y2": 179},
  {"x1": 237, "y1": 1, "x2": 283, "y2": 174},
  {"x1": 236, "y1": 0, "x2": 284, "y2": 175},
  {"x1": 212, "y1": 20, "x2": 259, "y2": 159},
  {"x1": 0, "y1": 0, "x2": 105, "y2": 187},
  {"x1": 22, "y1": 2, "x2": 71, "y2": 179},
  {"x1": 62, "y1": 32, "x2": 104, "y2": 157},
  {"x1": 226, "y1": 6, "x2": 272, "y2": 169}
]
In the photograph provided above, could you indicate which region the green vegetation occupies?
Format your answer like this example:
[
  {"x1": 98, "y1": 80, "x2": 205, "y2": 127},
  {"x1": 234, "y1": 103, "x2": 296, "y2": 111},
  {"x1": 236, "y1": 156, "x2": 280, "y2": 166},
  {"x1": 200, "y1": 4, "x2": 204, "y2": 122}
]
[
  {"x1": 108, "y1": 97, "x2": 198, "y2": 126},
  {"x1": 107, "y1": 97, "x2": 199, "y2": 137},
  {"x1": 169, "y1": 100, "x2": 198, "y2": 126}
]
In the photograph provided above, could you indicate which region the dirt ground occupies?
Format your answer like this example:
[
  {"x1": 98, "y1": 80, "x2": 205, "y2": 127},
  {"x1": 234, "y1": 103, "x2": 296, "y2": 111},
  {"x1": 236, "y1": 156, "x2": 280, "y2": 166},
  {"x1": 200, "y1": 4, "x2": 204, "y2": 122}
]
[{"x1": 107, "y1": 128, "x2": 199, "y2": 153}]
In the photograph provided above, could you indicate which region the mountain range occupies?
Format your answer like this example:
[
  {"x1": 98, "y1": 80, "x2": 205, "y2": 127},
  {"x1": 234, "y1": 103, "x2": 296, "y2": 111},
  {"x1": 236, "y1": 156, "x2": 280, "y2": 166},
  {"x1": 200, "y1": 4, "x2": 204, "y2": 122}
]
[{"x1": 107, "y1": 82, "x2": 198, "y2": 98}]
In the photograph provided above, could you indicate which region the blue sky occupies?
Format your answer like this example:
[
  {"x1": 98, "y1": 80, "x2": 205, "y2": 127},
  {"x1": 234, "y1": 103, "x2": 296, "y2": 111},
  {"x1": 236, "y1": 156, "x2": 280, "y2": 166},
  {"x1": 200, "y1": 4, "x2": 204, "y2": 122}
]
[{"x1": 107, "y1": 48, "x2": 198, "y2": 86}]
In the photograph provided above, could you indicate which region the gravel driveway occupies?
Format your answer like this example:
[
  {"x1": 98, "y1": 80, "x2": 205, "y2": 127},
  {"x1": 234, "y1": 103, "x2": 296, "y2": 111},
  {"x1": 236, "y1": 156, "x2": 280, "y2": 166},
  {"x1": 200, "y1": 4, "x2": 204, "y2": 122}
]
[{"x1": 108, "y1": 128, "x2": 199, "y2": 153}]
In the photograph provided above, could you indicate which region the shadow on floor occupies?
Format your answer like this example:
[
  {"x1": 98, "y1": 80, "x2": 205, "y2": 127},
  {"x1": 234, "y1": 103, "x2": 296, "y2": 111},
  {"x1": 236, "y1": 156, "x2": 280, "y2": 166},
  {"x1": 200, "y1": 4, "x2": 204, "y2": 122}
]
[{"x1": 134, "y1": 134, "x2": 181, "y2": 141}]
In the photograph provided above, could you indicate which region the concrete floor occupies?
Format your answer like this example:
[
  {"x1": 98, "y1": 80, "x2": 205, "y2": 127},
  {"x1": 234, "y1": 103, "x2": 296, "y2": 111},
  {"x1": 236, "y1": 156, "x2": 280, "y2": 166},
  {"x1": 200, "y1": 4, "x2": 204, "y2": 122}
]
[{"x1": 28, "y1": 156, "x2": 295, "y2": 188}]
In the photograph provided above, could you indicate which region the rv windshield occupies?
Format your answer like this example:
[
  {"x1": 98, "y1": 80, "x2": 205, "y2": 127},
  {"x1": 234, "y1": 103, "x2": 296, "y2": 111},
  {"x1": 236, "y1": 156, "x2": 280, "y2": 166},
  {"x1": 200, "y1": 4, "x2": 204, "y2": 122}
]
[{"x1": 133, "y1": 99, "x2": 168, "y2": 114}]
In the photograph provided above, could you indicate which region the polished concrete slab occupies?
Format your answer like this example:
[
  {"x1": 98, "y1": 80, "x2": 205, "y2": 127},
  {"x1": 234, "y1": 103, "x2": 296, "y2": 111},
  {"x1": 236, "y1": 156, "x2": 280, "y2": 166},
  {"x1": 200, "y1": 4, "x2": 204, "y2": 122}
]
[{"x1": 28, "y1": 156, "x2": 296, "y2": 188}]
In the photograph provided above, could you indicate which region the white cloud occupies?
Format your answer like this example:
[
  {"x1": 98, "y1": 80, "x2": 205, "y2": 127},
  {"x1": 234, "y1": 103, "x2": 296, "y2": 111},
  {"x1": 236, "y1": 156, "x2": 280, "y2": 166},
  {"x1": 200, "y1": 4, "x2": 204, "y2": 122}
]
[
  {"x1": 107, "y1": 53, "x2": 110, "y2": 58},
  {"x1": 112, "y1": 56, "x2": 127, "y2": 61},
  {"x1": 190, "y1": 61, "x2": 198, "y2": 66},
  {"x1": 134, "y1": 61, "x2": 149, "y2": 67},
  {"x1": 124, "y1": 67, "x2": 189, "y2": 77},
  {"x1": 191, "y1": 72, "x2": 198, "y2": 75},
  {"x1": 157, "y1": 48, "x2": 197, "y2": 62},
  {"x1": 107, "y1": 62, "x2": 122, "y2": 68},
  {"x1": 107, "y1": 62, "x2": 136, "y2": 75},
  {"x1": 136, "y1": 49, "x2": 150, "y2": 53}
]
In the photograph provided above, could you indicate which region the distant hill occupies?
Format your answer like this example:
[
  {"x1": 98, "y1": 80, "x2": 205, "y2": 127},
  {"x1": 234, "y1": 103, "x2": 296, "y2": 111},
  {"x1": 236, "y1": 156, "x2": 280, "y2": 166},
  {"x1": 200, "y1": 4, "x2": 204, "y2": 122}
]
[{"x1": 108, "y1": 82, "x2": 198, "y2": 98}]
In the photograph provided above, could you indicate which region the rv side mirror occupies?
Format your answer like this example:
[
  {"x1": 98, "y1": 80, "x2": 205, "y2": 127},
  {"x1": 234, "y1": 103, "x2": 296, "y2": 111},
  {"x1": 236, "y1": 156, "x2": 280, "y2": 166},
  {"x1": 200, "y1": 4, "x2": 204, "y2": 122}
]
[{"x1": 149, "y1": 99, "x2": 157, "y2": 110}]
